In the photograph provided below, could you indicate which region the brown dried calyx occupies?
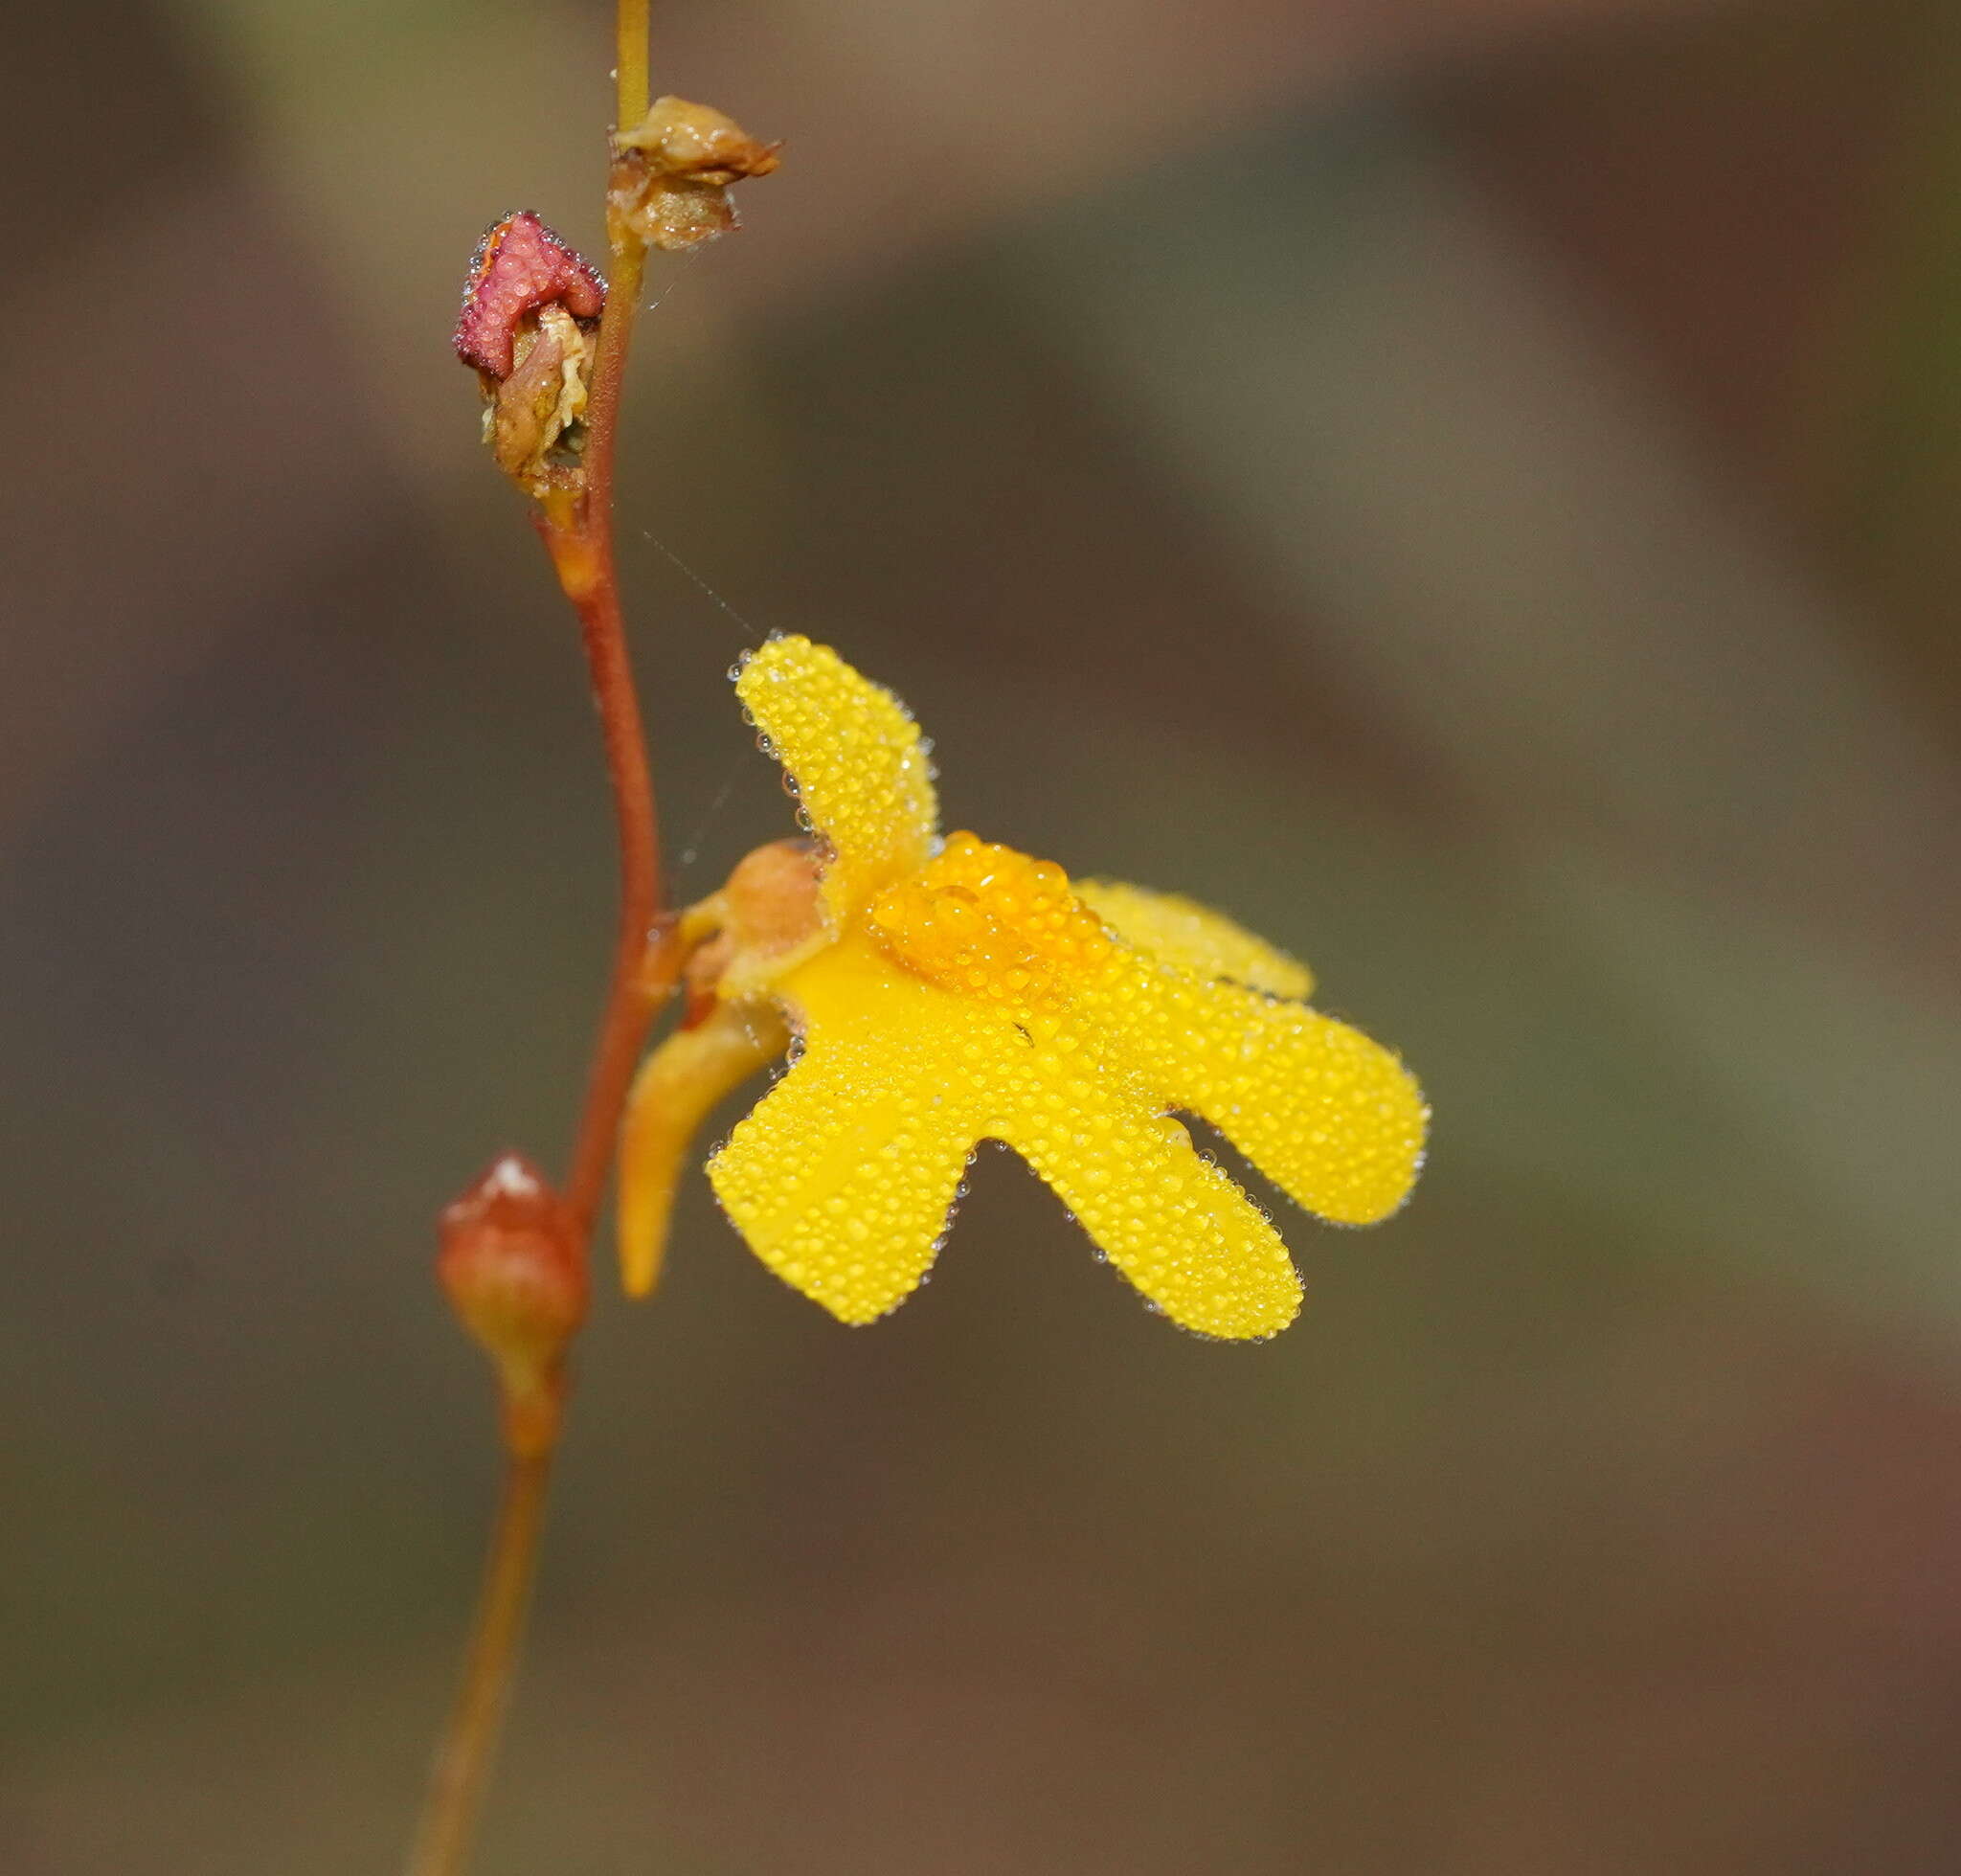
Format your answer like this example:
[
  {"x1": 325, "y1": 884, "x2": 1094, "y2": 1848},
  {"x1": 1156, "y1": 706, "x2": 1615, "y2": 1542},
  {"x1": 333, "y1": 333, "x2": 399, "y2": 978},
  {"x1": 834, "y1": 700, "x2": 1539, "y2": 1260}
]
[
  {"x1": 609, "y1": 96, "x2": 781, "y2": 252},
  {"x1": 676, "y1": 837, "x2": 825, "y2": 1013},
  {"x1": 454, "y1": 212, "x2": 607, "y2": 496}
]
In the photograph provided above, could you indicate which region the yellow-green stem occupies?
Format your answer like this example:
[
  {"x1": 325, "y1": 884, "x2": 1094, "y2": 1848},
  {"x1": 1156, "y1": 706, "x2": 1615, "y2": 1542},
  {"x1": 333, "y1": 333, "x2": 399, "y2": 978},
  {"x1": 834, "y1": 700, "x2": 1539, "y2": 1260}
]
[{"x1": 617, "y1": 0, "x2": 650, "y2": 128}]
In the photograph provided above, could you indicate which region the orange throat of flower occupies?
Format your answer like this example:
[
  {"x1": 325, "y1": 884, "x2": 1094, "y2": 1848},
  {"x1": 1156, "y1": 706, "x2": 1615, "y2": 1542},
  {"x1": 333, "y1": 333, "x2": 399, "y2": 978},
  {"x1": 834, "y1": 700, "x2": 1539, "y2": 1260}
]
[{"x1": 865, "y1": 832, "x2": 1115, "y2": 1006}]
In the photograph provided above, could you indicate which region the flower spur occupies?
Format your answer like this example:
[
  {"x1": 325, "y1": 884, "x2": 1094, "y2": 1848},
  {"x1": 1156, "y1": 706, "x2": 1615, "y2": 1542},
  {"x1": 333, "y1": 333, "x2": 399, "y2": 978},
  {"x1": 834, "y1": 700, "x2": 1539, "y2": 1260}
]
[{"x1": 618, "y1": 636, "x2": 1428, "y2": 1340}]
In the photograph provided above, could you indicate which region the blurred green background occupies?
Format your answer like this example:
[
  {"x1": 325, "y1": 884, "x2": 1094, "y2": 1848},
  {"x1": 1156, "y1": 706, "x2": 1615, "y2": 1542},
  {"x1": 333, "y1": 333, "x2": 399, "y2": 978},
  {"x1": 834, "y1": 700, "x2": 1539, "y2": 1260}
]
[{"x1": 6, "y1": 0, "x2": 1961, "y2": 1869}]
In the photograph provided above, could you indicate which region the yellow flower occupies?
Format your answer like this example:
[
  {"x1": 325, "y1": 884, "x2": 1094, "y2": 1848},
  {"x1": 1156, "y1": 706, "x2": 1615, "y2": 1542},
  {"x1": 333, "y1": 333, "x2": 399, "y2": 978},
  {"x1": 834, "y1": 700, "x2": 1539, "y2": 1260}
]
[{"x1": 619, "y1": 636, "x2": 1427, "y2": 1339}]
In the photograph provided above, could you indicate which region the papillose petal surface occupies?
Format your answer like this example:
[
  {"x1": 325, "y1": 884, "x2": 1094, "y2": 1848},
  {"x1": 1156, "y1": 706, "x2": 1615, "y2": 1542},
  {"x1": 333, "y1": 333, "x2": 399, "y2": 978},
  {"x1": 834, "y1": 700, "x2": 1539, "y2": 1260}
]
[
  {"x1": 1075, "y1": 878, "x2": 1315, "y2": 1001},
  {"x1": 734, "y1": 637, "x2": 938, "y2": 925},
  {"x1": 710, "y1": 935, "x2": 1306, "y2": 1338}
]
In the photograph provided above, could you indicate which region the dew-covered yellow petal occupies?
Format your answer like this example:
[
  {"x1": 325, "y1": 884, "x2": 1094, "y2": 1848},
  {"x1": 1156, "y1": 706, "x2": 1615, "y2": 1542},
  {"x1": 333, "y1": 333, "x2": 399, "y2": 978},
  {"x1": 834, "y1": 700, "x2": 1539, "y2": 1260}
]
[
  {"x1": 717, "y1": 926, "x2": 1307, "y2": 1338},
  {"x1": 864, "y1": 831, "x2": 1422, "y2": 1249},
  {"x1": 1101, "y1": 966, "x2": 1428, "y2": 1226},
  {"x1": 1075, "y1": 878, "x2": 1314, "y2": 1000},
  {"x1": 813, "y1": 906, "x2": 1302, "y2": 1338},
  {"x1": 618, "y1": 1000, "x2": 788, "y2": 1298},
  {"x1": 734, "y1": 636, "x2": 938, "y2": 924},
  {"x1": 709, "y1": 937, "x2": 995, "y2": 1323},
  {"x1": 996, "y1": 1077, "x2": 1302, "y2": 1340}
]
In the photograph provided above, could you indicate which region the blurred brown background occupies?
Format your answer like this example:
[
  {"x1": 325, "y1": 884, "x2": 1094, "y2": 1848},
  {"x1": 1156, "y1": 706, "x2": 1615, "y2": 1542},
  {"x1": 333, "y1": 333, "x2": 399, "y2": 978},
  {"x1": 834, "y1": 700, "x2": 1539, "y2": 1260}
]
[{"x1": 6, "y1": 0, "x2": 1961, "y2": 1870}]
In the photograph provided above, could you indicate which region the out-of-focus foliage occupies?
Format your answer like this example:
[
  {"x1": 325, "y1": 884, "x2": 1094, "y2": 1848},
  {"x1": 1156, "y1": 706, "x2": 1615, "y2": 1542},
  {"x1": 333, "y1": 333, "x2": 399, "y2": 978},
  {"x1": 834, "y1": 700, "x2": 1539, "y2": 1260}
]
[{"x1": 4, "y1": 1, "x2": 1959, "y2": 1871}]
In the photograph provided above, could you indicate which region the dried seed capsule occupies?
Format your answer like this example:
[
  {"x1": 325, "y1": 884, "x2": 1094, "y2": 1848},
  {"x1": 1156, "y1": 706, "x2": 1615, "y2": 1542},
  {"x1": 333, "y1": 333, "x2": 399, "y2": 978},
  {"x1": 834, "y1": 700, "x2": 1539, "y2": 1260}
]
[
  {"x1": 454, "y1": 213, "x2": 606, "y2": 497},
  {"x1": 608, "y1": 96, "x2": 781, "y2": 252}
]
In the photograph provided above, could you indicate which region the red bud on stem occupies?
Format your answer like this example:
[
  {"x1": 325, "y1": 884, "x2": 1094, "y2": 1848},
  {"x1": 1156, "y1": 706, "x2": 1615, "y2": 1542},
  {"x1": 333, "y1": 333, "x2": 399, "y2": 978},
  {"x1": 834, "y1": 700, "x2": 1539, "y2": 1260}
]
[{"x1": 437, "y1": 1153, "x2": 587, "y2": 1458}]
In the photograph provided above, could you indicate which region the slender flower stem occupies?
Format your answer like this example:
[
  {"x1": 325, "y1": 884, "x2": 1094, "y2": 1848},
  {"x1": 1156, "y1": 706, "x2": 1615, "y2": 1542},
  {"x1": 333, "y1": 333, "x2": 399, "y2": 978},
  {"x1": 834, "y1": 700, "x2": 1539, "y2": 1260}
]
[
  {"x1": 407, "y1": 8, "x2": 661, "y2": 1874},
  {"x1": 616, "y1": 0, "x2": 650, "y2": 129},
  {"x1": 404, "y1": 1453, "x2": 553, "y2": 1876},
  {"x1": 557, "y1": 550, "x2": 663, "y2": 1236},
  {"x1": 553, "y1": 0, "x2": 658, "y2": 1238}
]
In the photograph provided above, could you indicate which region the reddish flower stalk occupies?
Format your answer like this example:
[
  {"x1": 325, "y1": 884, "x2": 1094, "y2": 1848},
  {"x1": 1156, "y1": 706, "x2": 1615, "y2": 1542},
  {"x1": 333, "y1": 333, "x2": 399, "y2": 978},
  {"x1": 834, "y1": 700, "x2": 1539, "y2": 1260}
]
[
  {"x1": 407, "y1": 1, "x2": 778, "y2": 1868},
  {"x1": 535, "y1": 234, "x2": 665, "y2": 1245}
]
